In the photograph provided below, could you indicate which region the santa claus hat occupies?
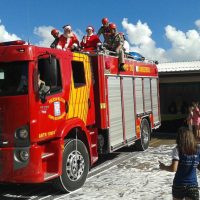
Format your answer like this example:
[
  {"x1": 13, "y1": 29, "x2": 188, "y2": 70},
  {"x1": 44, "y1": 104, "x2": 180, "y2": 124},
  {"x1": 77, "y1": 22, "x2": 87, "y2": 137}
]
[
  {"x1": 86, "y1": 26, "x2": 94, "y2": 32},
  {"x1": 63, "y1": 25, "x2": 72, "y2": 30}
]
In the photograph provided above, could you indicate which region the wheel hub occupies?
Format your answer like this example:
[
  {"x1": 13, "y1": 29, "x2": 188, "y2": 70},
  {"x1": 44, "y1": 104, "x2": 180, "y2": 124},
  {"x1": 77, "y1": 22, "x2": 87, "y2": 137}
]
[
  {"x1": 142, "y1": 126, "x2": 149, "y2": 144},
  {"x1": 66, "y1": 150, "x2": 85, "y2": 181}
]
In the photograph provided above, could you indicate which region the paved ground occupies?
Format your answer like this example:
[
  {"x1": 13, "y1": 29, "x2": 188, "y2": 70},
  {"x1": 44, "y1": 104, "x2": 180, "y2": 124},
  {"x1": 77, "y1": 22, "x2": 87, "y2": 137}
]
[
  {"x1": 54, "y1": 132, "x2": 178, "y2": 200},
  {"x1": 56, "y1": 143, "x2": 177, "y2": 200}
]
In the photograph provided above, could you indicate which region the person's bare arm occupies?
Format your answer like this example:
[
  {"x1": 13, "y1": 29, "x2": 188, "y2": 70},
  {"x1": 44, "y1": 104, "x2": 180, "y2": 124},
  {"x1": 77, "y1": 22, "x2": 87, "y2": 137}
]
[{"x1": 159, "y1": 160, "x2": 178, "y2": 172}]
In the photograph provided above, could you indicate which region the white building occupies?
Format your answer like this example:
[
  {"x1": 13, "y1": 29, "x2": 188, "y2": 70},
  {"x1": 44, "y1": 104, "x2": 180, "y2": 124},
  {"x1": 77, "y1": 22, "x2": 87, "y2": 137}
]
[{"x1": 157, "y1": 61, "x2": 200, "y2": 131}]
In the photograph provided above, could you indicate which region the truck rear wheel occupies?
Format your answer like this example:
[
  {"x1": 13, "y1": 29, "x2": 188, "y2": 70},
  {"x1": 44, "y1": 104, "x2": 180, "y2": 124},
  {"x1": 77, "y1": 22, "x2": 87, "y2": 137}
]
[
  {"x1": 53, "y1": 139, "x2": 89, "y2": 193},
  {"x1": 135, "y1": 118, "x2": 151, "y2": 151}
]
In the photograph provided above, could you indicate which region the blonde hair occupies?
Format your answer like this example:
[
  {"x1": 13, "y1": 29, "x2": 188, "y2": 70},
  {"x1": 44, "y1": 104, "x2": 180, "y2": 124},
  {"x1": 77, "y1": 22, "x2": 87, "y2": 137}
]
[{"x1": 176, "y1": 127, "x2": 197, "y2": 155}]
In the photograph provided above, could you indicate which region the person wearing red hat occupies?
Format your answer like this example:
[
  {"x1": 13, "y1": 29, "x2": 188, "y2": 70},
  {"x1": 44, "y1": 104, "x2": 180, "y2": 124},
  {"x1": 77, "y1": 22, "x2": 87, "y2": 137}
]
[
  {"x1": 56, "y1": 25, "x2": 79, "y2": 51},
  {"x1": 80, "y1": 26, "x2": 101, "y2": 52},
  {"x1": 97, "y1": 17, "x2": 111, "y2": 44},
  {"x1": 50, "y1": 29, "x2": 60, "y2": 48}
]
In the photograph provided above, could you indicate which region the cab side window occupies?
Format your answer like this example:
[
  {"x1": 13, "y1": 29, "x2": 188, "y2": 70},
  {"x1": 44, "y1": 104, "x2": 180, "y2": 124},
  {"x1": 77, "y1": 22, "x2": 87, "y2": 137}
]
[
  {"x1": 38, "y1": 57, "x2": 62, "y2": 94},
  {"x1": 71, "y1": 61, "x2": 86, "y2": 88}
]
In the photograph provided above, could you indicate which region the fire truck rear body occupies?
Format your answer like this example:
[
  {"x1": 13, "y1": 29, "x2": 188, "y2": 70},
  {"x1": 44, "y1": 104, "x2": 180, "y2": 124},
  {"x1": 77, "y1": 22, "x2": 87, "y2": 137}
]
[{"x1": 0, "y1": 41, "x2": 160, "y2": 191}]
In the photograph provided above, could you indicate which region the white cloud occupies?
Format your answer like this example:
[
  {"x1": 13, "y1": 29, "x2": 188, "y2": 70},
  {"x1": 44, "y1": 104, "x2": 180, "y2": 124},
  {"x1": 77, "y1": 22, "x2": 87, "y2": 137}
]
[
  {"x1": 122, "y1": 18, "x2": 167, "y2": 62},
  {"x1": 122, "y1": 18, "x2": 200, "y2": 62},
  {"x1": 165, "y1": 24, "x2": 200, "y2": 61},
  {"x1": 0, "y1": 20, "x2": 21, "y2": 42},
  {"x1": 33, "y1": 26, "x2": 56, "y2": 47},
  {"x1": 122, "y1": 19, "x2": 152, "y2": 45},
  {"x1": 195, "y1": 19, "x2": 200, "y2": 29}
]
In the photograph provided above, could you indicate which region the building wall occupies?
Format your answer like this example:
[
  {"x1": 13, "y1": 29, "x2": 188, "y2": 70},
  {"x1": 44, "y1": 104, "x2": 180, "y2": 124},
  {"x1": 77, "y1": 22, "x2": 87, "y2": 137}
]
[{"x1": 158, "y1": 73, "x2": 200, "y2": 132}]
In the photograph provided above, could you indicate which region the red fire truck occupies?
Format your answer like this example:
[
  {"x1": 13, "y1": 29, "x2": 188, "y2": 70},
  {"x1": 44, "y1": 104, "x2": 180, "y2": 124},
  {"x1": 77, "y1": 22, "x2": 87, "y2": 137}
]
[{"x1": 0, "y1": 40, "x2": 160, "y2": 192}]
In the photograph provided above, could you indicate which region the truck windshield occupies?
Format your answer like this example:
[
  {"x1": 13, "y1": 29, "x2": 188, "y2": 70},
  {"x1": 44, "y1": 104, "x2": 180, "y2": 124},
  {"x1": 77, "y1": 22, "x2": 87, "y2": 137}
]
[{"x1": 0, "y1": 61, "x2": 28, "y2": 96}]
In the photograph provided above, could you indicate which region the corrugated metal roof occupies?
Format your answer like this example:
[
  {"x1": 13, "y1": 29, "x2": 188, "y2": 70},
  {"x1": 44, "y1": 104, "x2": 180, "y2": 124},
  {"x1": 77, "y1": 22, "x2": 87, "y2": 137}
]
[{"x1": 157, "y1": 61, "x2": 200, "y2": 72}]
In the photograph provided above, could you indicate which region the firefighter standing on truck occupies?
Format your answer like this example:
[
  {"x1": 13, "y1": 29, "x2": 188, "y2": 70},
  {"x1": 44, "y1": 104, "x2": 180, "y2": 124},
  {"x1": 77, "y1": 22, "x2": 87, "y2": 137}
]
[
  {"x1": 56, "y1": 25, "x2": 79, "y2": 51},
  {"x1": 97, "y1": 17, "x2": 111, "y2": 44},
  {"x1": 107, "y1": 23, "x2": 125, "y2": 71}
]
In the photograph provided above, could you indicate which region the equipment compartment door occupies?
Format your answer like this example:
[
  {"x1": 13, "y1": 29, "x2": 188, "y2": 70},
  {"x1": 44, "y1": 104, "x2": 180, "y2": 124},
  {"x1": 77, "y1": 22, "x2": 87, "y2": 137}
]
[
  {"x1": 122, "y1": 77, "x2": 136, "y2": 142},
  {"x1": 107, "y1": 76, "x2": 123, "y2": 149},
  {"x1": 151, "y1": 78, "x2": 160, "y2": 124},
  {"x1": 144, "y1": 78, "x2": 151, "y2": 112},
  {"x1": 135, "y1": 78, "x2": 144, "y2": 115}
]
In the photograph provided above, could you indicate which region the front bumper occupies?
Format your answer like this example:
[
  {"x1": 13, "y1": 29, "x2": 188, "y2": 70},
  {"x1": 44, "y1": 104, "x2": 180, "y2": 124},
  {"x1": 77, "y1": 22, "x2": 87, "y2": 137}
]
[{"x1": 0, "y1": 139, "x2": 63, "y2": 183}]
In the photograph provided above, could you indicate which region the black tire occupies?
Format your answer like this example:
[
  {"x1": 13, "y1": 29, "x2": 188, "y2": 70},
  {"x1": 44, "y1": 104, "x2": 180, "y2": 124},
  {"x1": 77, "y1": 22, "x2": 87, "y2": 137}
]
[
  {"x1": 53, "y1": 139, "x2": 89, "y2": 193},
  {"x1": 135, "y1": 118, "x2": 151, "y2": 151}
]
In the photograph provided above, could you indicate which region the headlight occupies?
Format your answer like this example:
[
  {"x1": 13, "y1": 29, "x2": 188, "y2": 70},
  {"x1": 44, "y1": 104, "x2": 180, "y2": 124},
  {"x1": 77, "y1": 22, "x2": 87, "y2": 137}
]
[
  {"x1": 14, "y1": 125, "x2": 30, "y2": 148},
  {"x1": 18, "y1": 128, "x2": 29, "y2": 139},
  {"x1": 19, "y1": 150, "x2": 29, "y2": 162},
  {"x1": 15, "y1": 126, "x2": 29, "y2": 140}
]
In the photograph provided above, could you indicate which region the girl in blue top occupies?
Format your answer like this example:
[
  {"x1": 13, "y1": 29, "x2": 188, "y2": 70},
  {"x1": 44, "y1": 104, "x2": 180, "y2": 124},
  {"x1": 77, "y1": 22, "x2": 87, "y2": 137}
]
[{"x1": 159, "y1": 127, "x2": 200, "y2": 200}]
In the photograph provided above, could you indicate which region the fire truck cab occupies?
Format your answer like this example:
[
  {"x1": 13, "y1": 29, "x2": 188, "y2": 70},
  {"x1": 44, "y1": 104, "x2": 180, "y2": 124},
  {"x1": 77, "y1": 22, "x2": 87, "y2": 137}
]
[{"x1": 0, "y1": 40, "x2": 160, "y2": 192}]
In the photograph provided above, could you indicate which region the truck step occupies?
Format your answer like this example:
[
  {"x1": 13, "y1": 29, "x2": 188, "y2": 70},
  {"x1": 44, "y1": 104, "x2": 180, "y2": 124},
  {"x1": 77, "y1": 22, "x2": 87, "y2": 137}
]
[
  {"x1": 44, "y1": 172, "x2": 59, "y2": 181},
  {"x1": 92, "y1": 156, "x2": 98, "y2": 163},
  {"x1": 89, "y1": 131, "x2": 95, "y2": 135},
  {"x1": 41, "y1": 152, "x2": 54, "y2": 159},
  {"x1": 91, "y1": 144, "x2": 96, "y2": 148}
]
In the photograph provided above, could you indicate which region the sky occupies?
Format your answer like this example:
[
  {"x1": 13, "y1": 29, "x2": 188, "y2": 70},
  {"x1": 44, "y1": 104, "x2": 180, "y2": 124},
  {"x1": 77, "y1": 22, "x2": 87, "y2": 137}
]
[{"x1": 1, "y1": 0, "x2": 200, "y2": 62}]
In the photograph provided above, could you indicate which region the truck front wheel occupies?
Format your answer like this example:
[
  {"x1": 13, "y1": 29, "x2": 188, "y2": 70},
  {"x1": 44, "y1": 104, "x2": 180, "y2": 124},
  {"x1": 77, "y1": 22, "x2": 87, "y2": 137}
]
[{"x1": 54, "y1": 139, "x2": 89, "y2": 193}]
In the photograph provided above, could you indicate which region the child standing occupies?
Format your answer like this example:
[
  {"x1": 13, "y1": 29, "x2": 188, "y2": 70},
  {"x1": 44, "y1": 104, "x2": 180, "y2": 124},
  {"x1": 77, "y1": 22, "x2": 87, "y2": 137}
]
[
  {"x1": 187, "y1": 104, "x2": 194, "y2": 131},
  {"x1": 192, "y1": 102, "x2": 200, "y2": 139},
  {"x1": 159, "y1": 127, "x2": 200, "y2": 200},
  {"x1": 197, "y1": 102, "x2": 200, "y2": 139}
]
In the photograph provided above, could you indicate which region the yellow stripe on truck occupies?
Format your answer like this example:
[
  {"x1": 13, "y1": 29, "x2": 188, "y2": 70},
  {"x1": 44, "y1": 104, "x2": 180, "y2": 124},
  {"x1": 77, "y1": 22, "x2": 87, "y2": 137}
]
[{"x1": 67, "y1": 53, "x2": 91, "y2": 124}]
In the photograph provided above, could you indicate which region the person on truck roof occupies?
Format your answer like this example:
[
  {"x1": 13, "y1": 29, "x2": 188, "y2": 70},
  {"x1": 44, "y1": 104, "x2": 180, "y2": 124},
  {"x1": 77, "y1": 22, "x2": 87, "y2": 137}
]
[
  {"x1": 80, "y1": 26, "x2": 101, "y2": 52},
  {"x1": 56, "y1": 25, "x2": 79, "y2": 51},
  {"x1": 97, "y1": 17, "x2": 111, "y2": 44},
  {"x1": 107, "y1": 23, "x2": 125, "y2": 71},
  {"x1": 50, "y1": 29, "x2": 60, "y2": 48}
]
